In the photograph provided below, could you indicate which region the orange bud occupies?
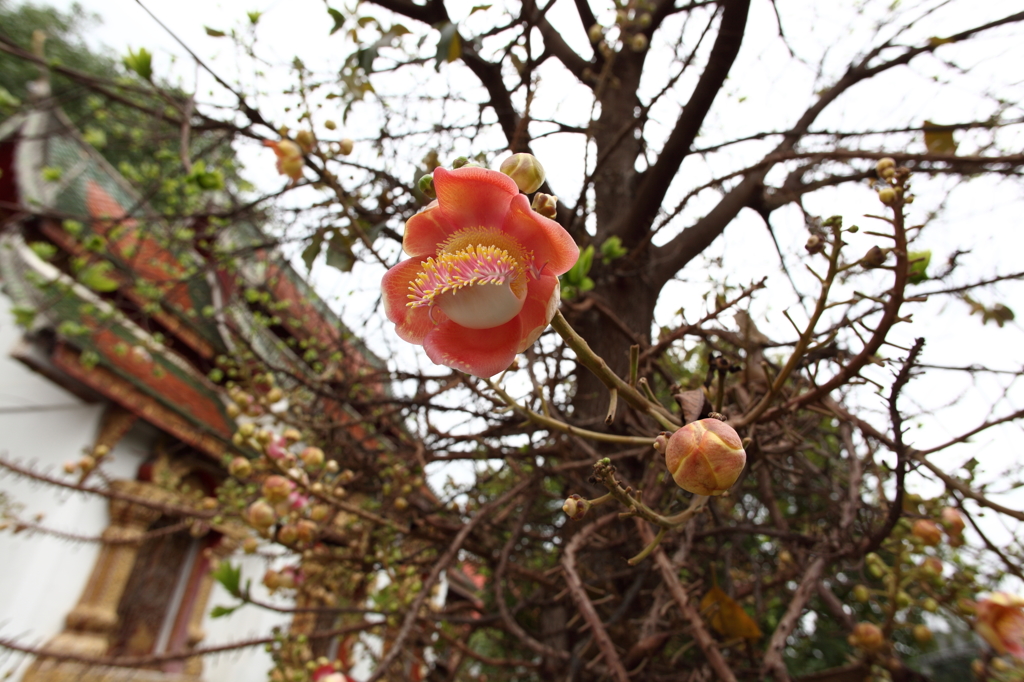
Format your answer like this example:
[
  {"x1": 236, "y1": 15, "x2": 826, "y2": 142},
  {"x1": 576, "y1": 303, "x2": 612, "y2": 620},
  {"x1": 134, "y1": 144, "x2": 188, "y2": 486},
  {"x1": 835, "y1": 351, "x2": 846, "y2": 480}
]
[
  {"x1": 229, "y1": 456, "x2": 252, "y2": 478},
  {"x1": 262, "y1": 475, "x2": 294, "y2": 503},
  {"x1": 849, "y1": 622, "x2": 885, "y2": 653},
  {"x1": 941, "y1": 507, "x2": 965, "y2": 545},
  {"x1": 300, "y1": 446, "x2": 325, "y2": 470},
  {"x1": 912, "y1": 519, "x2": 942, "y2": 546},
  {"x1": 976, "y1": 593, "x2": 1024, "y2": 658},
  {"x1": 658, "y1": 419, "x2": 746, "y2": 496},
  {"x1": 247, "y1": 500, "x2": 276, "y2": 529}
]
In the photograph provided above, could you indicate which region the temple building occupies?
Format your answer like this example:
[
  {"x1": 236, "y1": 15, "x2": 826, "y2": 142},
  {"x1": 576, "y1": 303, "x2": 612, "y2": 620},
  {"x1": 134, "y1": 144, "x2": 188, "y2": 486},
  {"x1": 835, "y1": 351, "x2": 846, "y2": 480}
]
[{"x1": 0, "y1": 97, "x2": 393, "y2": 682}]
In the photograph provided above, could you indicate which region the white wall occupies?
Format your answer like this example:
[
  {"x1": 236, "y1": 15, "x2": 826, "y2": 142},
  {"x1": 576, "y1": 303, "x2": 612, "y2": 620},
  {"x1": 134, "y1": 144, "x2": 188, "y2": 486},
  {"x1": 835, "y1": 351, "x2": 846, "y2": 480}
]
[
  {"x1": 0, "y1": 291, "x2": 109, "y2": 678},
  {"x1": 0, "y1": 292, "x2": 287, "y2": 680}
]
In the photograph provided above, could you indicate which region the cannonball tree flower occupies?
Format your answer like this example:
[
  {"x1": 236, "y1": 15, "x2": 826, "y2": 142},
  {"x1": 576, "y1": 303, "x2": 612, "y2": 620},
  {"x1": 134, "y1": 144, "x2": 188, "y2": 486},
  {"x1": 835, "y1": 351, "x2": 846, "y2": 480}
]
[
  {"x1": 976, "y1": 593, "x2": 1024, "y2": 658},
  {"x1": 382, "y1": 165, "x2": 579, "y2": 378}
]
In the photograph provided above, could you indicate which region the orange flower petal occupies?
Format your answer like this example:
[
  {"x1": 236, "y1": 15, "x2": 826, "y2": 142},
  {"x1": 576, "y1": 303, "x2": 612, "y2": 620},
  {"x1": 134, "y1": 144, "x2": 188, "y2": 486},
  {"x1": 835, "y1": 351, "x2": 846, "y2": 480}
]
[
  {"x1": 402, "y1": 202, "x2": 454, "y2": 257},
  {"x1": 502, "y1": 194, "x2": 579, "y2": 276},
  {"x1": 382, "y1": 256, "x2": 444, "y2": 343},
  {"x1": 434, "y1": 167, "x2": 519, "y2": 232},
  {"x1": 423, "y1": 317, "x2": 521, "y2": 378},
  {"x1": 516, "y1": 274, "x2": 560, "y2": 352}
]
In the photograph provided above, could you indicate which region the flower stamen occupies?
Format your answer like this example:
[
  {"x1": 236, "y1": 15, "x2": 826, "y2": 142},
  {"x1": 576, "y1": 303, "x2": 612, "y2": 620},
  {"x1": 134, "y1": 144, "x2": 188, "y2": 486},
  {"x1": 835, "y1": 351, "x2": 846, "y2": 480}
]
[{"x1": 407, "y1": 244, "x2": 526, "y2": 309}]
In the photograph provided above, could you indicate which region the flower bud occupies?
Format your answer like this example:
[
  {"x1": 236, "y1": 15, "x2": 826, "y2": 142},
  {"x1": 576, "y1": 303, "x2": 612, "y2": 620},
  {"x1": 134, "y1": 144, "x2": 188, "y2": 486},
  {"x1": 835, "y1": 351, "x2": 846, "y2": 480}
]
[
  {"x1": 294, "y1": 129, "x2": 315, "y2": 153},
  {"x1": 248, "y1": 500, "x2": 277, "y2": 530},
  {"x1": 562, "y1": 494, "x2": 591, "y2": 521},
  {"x1": 878, "y1": 187, "x2": 897, "y2": 205},
  {"x1": 630, "y1": 34, "x2": 648, "y2": 51},
  {"x1": 660, "y1": 418, "x2": 746, "y2": 496},
  {"x1": 853, "y1": 585, "x2": 870, "y2": 602},
  {"x1": 531, "y1": 192, "x2": 558, "y2": 219},
  {"x1": 849, "y1": 622, "x2": 885, "y2": 652},
  {"x1": 860, "y1": 245, "x2": 888, "y2": 269},
  {"x1": 263, "y1": 569, "x2": 281, "y2": 590},
  {"x1": 262, "y1": 475, "x2": 294, "y2": 503},
  {"x1": 300, "y1": 446, "x2": 325, "y2": 470},
  {"x1": 913, "y1": 624, "x2": 933, "y2": 644},
  {"x1": 500, "y1": 153, "x2": 546, "y2": 194},
  {"x1": 588, "y1": 24, "x2": 604, "y2": 43},
  {"x1": 339, "y1": 138, "x2": 354, "y2": 156},
  {"x1": 93, "y1": 444, "x2": 110, "y2": 459},
  {"x1": 418, "y1": 174, "x2": 436, "y2": 199},
  {"x1": 294, "y1": 518, "x2": 317, "y2": 544},
  {"x1": 282, "y1": 427, "x2": 302, "y2": 444},
  {"x1": 876, "y1": 157, "x2": 896, "y2": 174},
  {"x1": 923, "y1": 598, "x2": 939, "y2": 613},
  {"x1": 278, "y1": 523, "x2": 299, "y2": 545},
  {"x1": 310, "y1": 504, "x2": 330, "y2": 521},
  {"x1": 324, "y1": 120, "x2": 337, "y2": 131},
  {"x1": 921, "y1": 556, "x2": 943, "y2": 578},
  {"x1": 976, "y1": 593, "x2": 1024, "y2": 658},
  {"x1": 63, "y1": 461, "x2": 77, "y2": 474},
  {"x1": 229, "y1": 456, "x2": 253, "y2": 478},
  {"x1": 242, "y1": 536, "x2": 260, "y2": 554},
  {"x1": 79, "y1": 455, "x2": 96, "y2": 473},
  {"x1": 805, "y1": 234, "x2": 824, "y2": 254},
  {"x1": 941, "y1": 506, "x2": 965, "y2": 542},
  {"x1": 912, "y1": 519, "x2": 942, "y2": 546}
]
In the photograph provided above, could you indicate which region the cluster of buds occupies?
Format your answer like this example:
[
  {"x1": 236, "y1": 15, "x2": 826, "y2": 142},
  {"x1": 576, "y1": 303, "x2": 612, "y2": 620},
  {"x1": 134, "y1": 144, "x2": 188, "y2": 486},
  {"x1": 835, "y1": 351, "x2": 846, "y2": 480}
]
[
  {"x1": 654, "y1": 418, "x2": 746, "y2": 496},
  {"x1": 909, "y1": 507, "x2": 965, "y2": 548},
  {"x1": 263, "y1": 565, "x2": 303, "y2": 592},
  {"x1": 64, "y1": 443, "x2": 111, "y2": 477},
  {"x1": 874, "y1": 157, "x2": 913, "y2": 207}
]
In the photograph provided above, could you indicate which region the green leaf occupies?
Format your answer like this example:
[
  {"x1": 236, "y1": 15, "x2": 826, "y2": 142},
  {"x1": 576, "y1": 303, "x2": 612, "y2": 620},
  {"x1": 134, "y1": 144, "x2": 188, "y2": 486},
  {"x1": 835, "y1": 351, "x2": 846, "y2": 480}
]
[
  {"x1": 907, "y1": 250, "x2": 931, "y2": 284},
  {"x1": 210, "y1": 604, "x2": 241, "y2": 619},
  {"x1": 434, "y1": 22, "x2": 461, "y2": 71},
  {"x1": 28, "y1": 241, "x2": 57, "y2": 261},
  {"x1": 205, "y1": 26, "x2": 227, "y2": 37},
  {"x1": 41, "y1": 166, "x2": 62, "y2": 182},
  {"x1": 469, "y1": 4, "x2": 492, "y2": 14},
  {"x1": 247, "y1": 11, "x2": 262, "y2": 25},
  {"x1": 211, "y1": 561, "x2": 243, "y2": 597},
  {"x1": 122, "y1": 47, "x2": 153, "y2": 81},
  {"x1": 77, "y1": 262, "x2": 119, "y2": 292},
  {"x1": 62, "y1": 219, "x2": 83, "y2": 235},
  {"x1": 327, "y1": 7, "x2": 345, "y2": 35},
  {"x1": 326, "y1": 231, "x2": 356, "y2": 272},
  {"x1": 923, "y1": 120, "x2": 957, "y2": 155},
  {"x1": 11, "y1": 305, "x2": 36, "y2": 328},
  {"x1": 599, "y1": 235, "x2": 628, "y2": 264},
  {"x1": 301, "y1": 232, "x2": 325, "y2": 271}
]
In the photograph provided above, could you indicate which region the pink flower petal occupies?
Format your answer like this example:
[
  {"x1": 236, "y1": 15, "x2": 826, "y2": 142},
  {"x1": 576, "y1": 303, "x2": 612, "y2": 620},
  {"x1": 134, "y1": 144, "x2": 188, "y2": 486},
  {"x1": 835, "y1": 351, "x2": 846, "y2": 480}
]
[
  {"x1": 503, "y1": 194, "x2": 579, "y2": 276},
  {"x1": 434, "y1": 167, "x2": 519, "y2": 231},
  {"x1": 382, "y1": 257, "x2": 445, "y2": 343},
  {"x1": 516, "y1": 274, "x2": 560, "y2": 352},
  {"x1": 423, "y1": 317, "x2": 521, "y2": 378},
  {"x1": 403, "y1": 202, "x2": 454, "y2": 257}
]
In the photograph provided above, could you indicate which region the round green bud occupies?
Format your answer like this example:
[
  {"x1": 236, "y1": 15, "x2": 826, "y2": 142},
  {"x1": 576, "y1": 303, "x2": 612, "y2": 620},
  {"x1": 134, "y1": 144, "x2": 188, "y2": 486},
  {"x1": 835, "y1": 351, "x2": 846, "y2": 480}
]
[{"x1": 499, "y1": 153, "x2": 546, "y2": 193}]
